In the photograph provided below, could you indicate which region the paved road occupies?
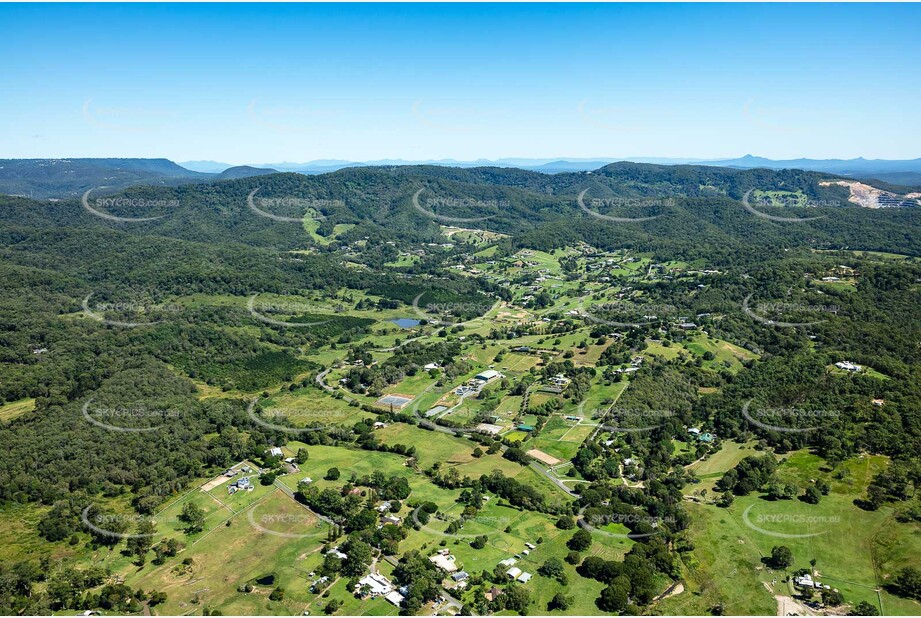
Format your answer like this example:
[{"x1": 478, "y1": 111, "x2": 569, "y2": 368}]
[
  {"x1": 530, "y1": 460, "x2": 578, "y2": 497},
  {"x1": 374, "y1": 336, "x2": 425, "y2": 352},
  {"x1": 315, "y1": 368, "x2": 359, "y2": 404}
]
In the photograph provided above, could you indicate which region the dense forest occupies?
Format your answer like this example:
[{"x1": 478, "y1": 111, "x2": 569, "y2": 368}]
[{"x1": 1, "y1": 162, "x2": 920, "y2": 615}]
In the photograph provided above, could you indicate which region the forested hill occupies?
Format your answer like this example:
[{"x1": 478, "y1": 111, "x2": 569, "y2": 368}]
[
  {"x1": 0, "y1": 158, "x2": 279, "y2": 199},
  {"x1": 1, "y1": 163, "x2": 919, "y2": 259}
]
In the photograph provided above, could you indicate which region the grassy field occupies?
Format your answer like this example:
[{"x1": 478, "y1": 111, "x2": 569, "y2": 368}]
[
  {"x1": 685, "y1": 440, "x2": 759, "y2": 495},
  {"x1": 668, "y1": 450, "x2": 921, "y2": 616},
  {"x1": 683, "y1": 333, "x2": 758, "y2": 373},
  {"x1": 127, "y1": 488, "x2": 330, "y2": 616},
  {"x1": 0, "y1": 397, "x2": 35, "y2": 422}
]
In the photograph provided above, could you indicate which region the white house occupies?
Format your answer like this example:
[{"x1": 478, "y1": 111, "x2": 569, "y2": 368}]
[
  {"x1": 835, "y1": 361, "x2": 862, "y2": 372},
  {"x1": 358, "y1": 573, "x2": 394, "y2": 597}
]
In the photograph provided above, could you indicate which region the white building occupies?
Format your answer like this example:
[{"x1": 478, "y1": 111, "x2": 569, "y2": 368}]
[
  {"x1": 474, "y1": 369, "x2": 503, "y2": 383},
  {"x1": 358, "y1": 573, "x2": 394, "y2": 597},
  {"x1": 835, "y1": 361, "x2": 862, "y2": 372}
]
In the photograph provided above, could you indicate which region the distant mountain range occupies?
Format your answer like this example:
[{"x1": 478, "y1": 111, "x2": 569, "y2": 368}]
[
  {"x1": 179, "y1": 157, "x2": 705, "y2": 174},
  {"x1": 3, "y1": 155, "x2": 920, "y2": 199},
  {"x1": 181, "y1": 155, "x2": 921, "y2": 178},
  {"x1": 0, "y1": 159, "x2": 278, "y2": 199}
]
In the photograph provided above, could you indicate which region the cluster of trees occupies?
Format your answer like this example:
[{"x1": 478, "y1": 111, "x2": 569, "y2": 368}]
[
  {"x1": 575, "y1": 537, "x2": 678, "y2": 611},
  {"x1": 715, "y1": 455, "x2": 779, "y2": 496},
  {"x1": 0, "y1": 558, "x2": 166, "y2": 615}
]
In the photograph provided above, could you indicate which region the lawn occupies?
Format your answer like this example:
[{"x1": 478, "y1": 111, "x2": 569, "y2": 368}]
[
  {"x1": 0, "y1": 397, "x2": 36, "y2": 422},
  {"x1": 127, "y1": 488, "x2": 330, "y2": 616},
  {"x1": 683, "y1": 333, "x2": 758, "y2": 373},
  {"x1": 685, "y1": 441, "x2": 760, "y2": 495},
  {"x1": 667, "y1": 450, "x2": 921, "y2": 616}
]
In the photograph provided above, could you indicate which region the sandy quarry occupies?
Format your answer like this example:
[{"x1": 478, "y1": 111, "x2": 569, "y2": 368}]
[{"x1": 820, "y1": 180, "x2": 921, "y2": 209}]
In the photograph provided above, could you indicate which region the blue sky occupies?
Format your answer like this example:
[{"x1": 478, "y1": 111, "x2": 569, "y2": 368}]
[{"x1": 1, "y1": 3, "x2": 918, "y2": 163}]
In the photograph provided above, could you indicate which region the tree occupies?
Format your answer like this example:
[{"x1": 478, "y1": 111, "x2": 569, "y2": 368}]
[
  {"x1": 717, "y1": 492, "x2": 734, "y2": 508},
  {"x1": 770, "y1": 545, "x2": 794, "y2": 570},
  {"x1": 893, "y1": 566, "x2": 921, "y2": 600},
  {"x1": 567, "y1": 528, "x2": 592, "y2": 552},
  {"x1": 341, "y1": 538, "x2": 373, "y2": 576},
  {"x1": 565, "y1": 550, "x2": 582, "y2": 565},
  {"x1": 537, "y1": 557, "x2": 567, "y2": 584},
  {"x1": 179, "y1": 503, "x2": 205, "y2": 534},
  {"x1": 849, "y1": 601, "x2": 879, "y2": 615},
  {"x1": 556, "y1": 515, "x2": 576, "y2": 530},
  {"x1": 803, "y1": 486, "x2": 822, "y2": 504},
  {"x1": 597, "y1": 582, "x2": 629, "y2": 612},
  {"x1": 502, "y1": 582, "x2": 530, "y2": 614},
  {"x1": 295, "y1": 448, "x2": 309, "y2": 464},
  {"x1": 126, "y1": 519, "x2": 157, "y2": 564},
  {"x1": 548, "y1": 592, "x2": 571, "y2": 611},
  {"x1": 471, "y1": 535, "x2": 488, "y2": 550},
  {"x1": 821, "y1": 589, "x2": 844, "y2": 606},
  {"x1": 325, "y1": 467, "x2": 341, "y2": 481},
  {"x1": 269, "y1": 587, "x2": 285, "y2": 601},
  {"x1": 324, "y1": 599, "x2": 342, "y2": 614}
]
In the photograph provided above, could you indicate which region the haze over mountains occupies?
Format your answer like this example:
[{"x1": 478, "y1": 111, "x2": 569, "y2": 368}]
[
  {"x1": 178, "y1": 155, "x2": 921, "y2": 177},
  {"x1": 2, "y1": 155, "x2": 920, "y2": 200}
]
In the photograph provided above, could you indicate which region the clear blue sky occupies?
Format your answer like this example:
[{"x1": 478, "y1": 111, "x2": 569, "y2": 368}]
[{"x1": 1, "y1": 3, "x2": 918, "y2": 163}]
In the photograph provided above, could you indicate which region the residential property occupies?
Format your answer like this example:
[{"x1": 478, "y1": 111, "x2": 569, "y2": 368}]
[
  {"x1": 357, "y1": 573, "x2": 395, "y2": 598},
  {"x1": 266, "y1": 446, "x2": 283, "y2": 458},
  {"x1": 485, "y1": 587, "x2": 503, "y2": 602},
  {"x1": 384, "y1": 590, "x2": 405, "y2": 606},
  {"x1": 835, "y1": 361, "x2": 862, "y2": 372},
  {"x1": 429, "y1": 552, "x2": 459, "y2": 572},
  {"x1": 475, "y1": 422, "x2": 504, "y2": 436}
]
